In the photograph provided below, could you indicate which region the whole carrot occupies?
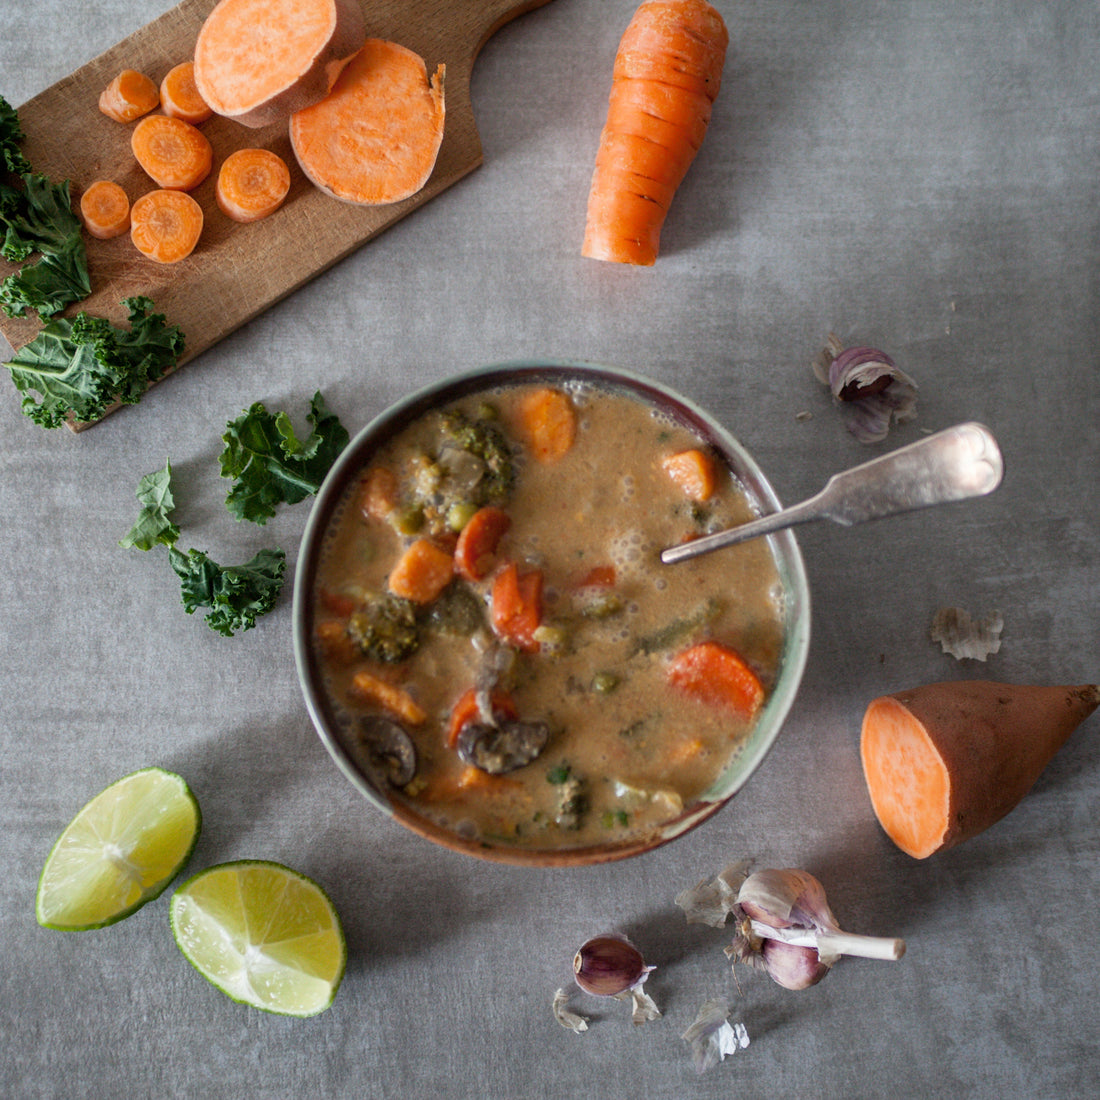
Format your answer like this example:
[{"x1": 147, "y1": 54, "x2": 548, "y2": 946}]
[{"x1": 582, "y1": 0, "x2": 729, "y2": 266}]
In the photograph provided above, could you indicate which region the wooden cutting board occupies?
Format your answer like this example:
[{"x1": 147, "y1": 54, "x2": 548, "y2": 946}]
[{"x1": 0, "y1": 0, "x2": 556, "y2": 427}]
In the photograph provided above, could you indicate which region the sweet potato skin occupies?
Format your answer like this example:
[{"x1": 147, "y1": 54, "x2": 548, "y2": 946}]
[
  {"x1": 193, "y1": 0, "x2": 365, "y2": 128},
  {"x1": 862, "y1": 680, "x2": 1099, "y2": 857}
]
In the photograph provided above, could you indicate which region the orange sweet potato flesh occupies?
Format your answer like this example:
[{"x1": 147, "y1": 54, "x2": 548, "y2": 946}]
[
  {"x1": 860, "y1": 681, "x2": 1100, "y2": 859},
  {"x1": 290, "y1": 39, "x2": 446, "y2": 205},
  {"x1": 193, "y1": 0, "x2": 365, "y2": 128}
]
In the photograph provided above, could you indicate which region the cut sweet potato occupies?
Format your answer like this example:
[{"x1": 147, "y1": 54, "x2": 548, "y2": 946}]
[
  {"x1": 387, "y1": 539, "x2": 454, "y2": 604},
  {"x1": 290, "y1": 39, "x2": 446, "y2": 205},
  {"x1": 193, "y1": 0, "x2": 366, "y2": 129},
  {"x1": 860, "y1": 680, "x2": 1100, "y2": 859}
]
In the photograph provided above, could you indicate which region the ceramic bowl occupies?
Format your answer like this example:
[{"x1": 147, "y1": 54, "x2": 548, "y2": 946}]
[{"x1": 293, "y1": 361, "x2": 811, "y2": 865}]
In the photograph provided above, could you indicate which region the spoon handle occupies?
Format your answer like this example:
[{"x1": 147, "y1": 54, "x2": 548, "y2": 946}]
[{"x1": 661, "y1": 422, "x2": 1003, "y2": 564}]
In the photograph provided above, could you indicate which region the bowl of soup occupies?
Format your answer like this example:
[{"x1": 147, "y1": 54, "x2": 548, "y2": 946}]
[{"x1": 293, "y1": 361, "x2": 810, "y2": 865}]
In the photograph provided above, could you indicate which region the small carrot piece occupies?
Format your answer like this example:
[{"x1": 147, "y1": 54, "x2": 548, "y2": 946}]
[
  {"x1": 576, "y1": 564, "x2": 617, "y2": 589},
  {"x1": 582, "y1": 0, "x2": 729, "y2": 266},
  {"x1": 454, "y1": 506, "x2": 511, "y2": 581},
  {"x1": 662, "y1": 448, "x2": 717, "y2": 501},
  {"x1": 416, "y1": 765, "x2": 523, "y2": 801},
  {"x1": 315, "y1": 618, "x2": 359, "y2": 664},
  {"x1": 290, "y1": 39, "x2": 445, "y2": 205},
  {"x1": 98, "y1": 69, "x2": 160, "y2": 123},
  {"x1": 349, "y1": 670, "x2": 427, "y2": 725},
  {"x1": 517, "y1": 387, "x2": 576, "y2": 463},
  {"x1": 667, "y1": 640, "x2": 765, "y2": 720},
  {"x1": 129, "y1": 189, "x2": 204, "y2": 264},
  {"x1": 358, "y1": 466, "x2": 399, "y2": 521},
  {"x1": 387, "y1": 538, "x2": 454, "y2": 604},
  {"x1": 215, "y1": 148, "x2": 292, "y2": 223},
  {"x1": 194, "y1": 0, "x2": 366, "y2": 128},
  {"x1": 446, "y1": 688, "x2": 519, "y2": 748},
  {"x1": 78, "y1": 180, "x2": 131, "y2": 240},
  {"x1": 861, "y1": 681, "x2": 1100, "y2": 859},
  {"x1": 490, "y1": 562, "x2": 543, "y2": 653},
  {"x1": 131, "y1": 115, "x2": 213, "y2": 192},
  {"x1": 159, "y1": 61, "x2": 214, "y2": 125}
]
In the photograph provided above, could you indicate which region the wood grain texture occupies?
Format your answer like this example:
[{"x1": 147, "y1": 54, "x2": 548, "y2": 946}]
[{"x1": 0, "y1": 0, "x2": 555, "y2": 426}]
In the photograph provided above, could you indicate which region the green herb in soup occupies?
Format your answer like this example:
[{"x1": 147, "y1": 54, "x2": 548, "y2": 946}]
[{"x1": 311, "y1": 382, "x2": 786, "y2": 849}]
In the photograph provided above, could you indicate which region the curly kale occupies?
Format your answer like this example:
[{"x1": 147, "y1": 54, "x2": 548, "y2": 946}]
[
  {"x1": 219, "y1": 391, "x2": 349, "y2": 524},
  {"x1": 169, "y1": 546, "x2": 286, "y2": 638},
  {"x1": 0, "y1": 95, "x2": 31, "y2": 177},
  {"x1": 4, "y1": 296, "x2": 184, "y2": 428}
]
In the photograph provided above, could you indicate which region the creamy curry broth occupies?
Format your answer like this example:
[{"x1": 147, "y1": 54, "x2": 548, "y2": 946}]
[{"x1": 311, "y1": 381, "x2": 786, "y2": 849}]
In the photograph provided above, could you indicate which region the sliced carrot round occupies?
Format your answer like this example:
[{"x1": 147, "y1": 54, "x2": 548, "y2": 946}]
[
  {"x1": 662, "y1": 448, "x2": 717, "y2": 501},
  {"x1": 98, "y1": 69, "x2": 160, "y2": 123},
  {"x1": 290, "y1": 39, "x2": 445, "y2": 205},
  {"x1": 130, "y1": 189, "x2": 204, "y2": 264},
  {"x1": 159, "y1": 61, "x2": 214, "y2": 125},
  {"x1": 215, "y1": 148, "x2": 292, "y2": 223},
  {"x1": 78, "y1": 180, "x2": 131, "y2": 240},
  {"x1": 454, "y1": 506, "x2": 511, "y2": 581},
  {"x1": 131, "y1": 115, "x2": 213, "y2": 191},
  {"x1": 667, "y1": 640, "x2": 765, "y2": 720}
]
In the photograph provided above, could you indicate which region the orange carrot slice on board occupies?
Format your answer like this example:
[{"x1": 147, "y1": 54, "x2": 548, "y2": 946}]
[
  {"x1": 194, "y1": 0, "x2": 365, "y2": 128},
  {"x1": 215, "y1": 149, "x2": 292, "y2": 223},
  {"x1": 662, "y1": 448, "x2": 717, "y2": 501},
  {"x1": 159, "y1": 62, "x2": 214, "y2": 125},
  {"x1": 78, "y1": 180, "x2": 131, "y2": 240},
  {"x1": 290, "y1": 39, "x2": 446, "y2": 205},
  {"x1": 131, "y1": 115, "x2": 213, "y2": 191},
  {"x1": 130, "y1": 189, "x2": 204, "y2": 264},
  {"x1": 582, "y1": 0, "x2": 729, "y2": 266},
  {"x1": 98, "y1": 69, "x2": 160, "y2": 123},
  {"x1": 667, "y1": 640, "x2": 765, "y2": 720},
  {"x1": 516, "y1": 387, "x2": 576, "y2": 463},
  {"x1": 387, "y1": 539, "x2": 454, "y2": 604},
  {"x1": 454, "y1": 507, "x2": 511, "y2": 581}
]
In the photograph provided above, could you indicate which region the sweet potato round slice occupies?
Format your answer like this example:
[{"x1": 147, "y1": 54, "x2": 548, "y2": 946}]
[
  {"x1": 290, "y1": 39, "x2": 446, "y2": 205},
  {"x1": 193, "y1": 0, "x2": 365, "y2": 129}
]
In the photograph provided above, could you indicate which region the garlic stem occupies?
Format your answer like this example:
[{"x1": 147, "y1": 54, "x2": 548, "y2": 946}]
[{"x1": 750, "y1": 919, "x2": 905, "y2": 961}]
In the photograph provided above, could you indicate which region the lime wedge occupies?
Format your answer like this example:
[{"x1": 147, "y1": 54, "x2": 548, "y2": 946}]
[
  {"x1": 170, "y1": 860, "x2": 347, "y2": 1017},
  {"x1": 36, "y1": 767, "x2": 201, "y2": 931}
]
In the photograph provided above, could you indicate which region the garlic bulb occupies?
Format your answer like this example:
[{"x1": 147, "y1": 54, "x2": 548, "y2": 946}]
[
  {"x1": 729, "y1": 867, "x2": 906, "y2": 989},
  {"x1": 678, "y1": 864, "x2": 906, "y2": 991}
]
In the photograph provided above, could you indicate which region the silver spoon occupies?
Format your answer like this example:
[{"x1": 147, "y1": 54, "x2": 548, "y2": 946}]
[{"x1": 661, "y1": 421, "x2": 1004, "y2": 565}]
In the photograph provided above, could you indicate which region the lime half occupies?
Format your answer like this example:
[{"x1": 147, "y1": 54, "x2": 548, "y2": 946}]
[
  {"x1": 36, "y1": 767, "x2": 201, "y2": 931},
  {"x1": 170, "y1": 860, "x2": 347, "y2": 1017}
]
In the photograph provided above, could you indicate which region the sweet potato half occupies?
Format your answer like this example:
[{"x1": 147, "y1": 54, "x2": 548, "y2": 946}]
[
  {"x1": 193, "y1": 0, "x2": 365, "y2": 128},
  {"x1": 860, "y1": 680, "x2": 1099, "y2": 859}
]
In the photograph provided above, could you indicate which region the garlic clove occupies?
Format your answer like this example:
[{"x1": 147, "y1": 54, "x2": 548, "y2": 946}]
[
  {"x1": 761, "y1": 939, "x2": 830, "y2": 990},
  {"x1": 573, "y1": 934, "x2": 649, "y2": 998}
]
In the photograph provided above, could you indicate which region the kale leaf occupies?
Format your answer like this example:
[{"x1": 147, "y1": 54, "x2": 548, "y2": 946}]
[
  {"x1": 3, "y1": 296, "x2": 185, "y2": 428},
  {"x1": 220, "y1": 390, "x2": 349, "y2": 523},
  {"x1": 0, "y1": 95, "x2": 31, "y2": 176},
  {"x1": 119, "y1": 460, "x2": 180, "y2": 551},
  {"x1": 168, "y1": 546, "x2": 287, "y2": 638}
]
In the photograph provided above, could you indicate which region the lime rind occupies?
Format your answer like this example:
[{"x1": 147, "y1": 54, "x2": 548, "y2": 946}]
[
  {"x1": 35, "y1": 766, "x2": 202, "y2": 931},
  {"x1": 170, "y1": 859, "x2": 347, "y2": 1017}
]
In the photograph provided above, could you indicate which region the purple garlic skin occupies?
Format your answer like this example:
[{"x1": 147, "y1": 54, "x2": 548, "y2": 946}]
[
  {"x1": 573, "y1": 934, "x2": 647, "y2": 997},
  {"x1": 760, "y1": 939, "x2": 829, "y2": 990}
]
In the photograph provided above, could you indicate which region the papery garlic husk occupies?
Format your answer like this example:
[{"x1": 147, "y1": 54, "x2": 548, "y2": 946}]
[
  {"x1": 813, "y1": 334, "x2": 918, "y2": 443},
  {"x1": 551, "y1": 988, "x2": 590, "y2": 1034},
  {"x1": 727, "y1": 868, "x2": 906, "y2": 990},
  {"x1": 674, "y1": 861, "x2": 750, "y2": 928},
  {"x1": 681, "y1": 998, "x2": 749, "y2": 1073}
]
